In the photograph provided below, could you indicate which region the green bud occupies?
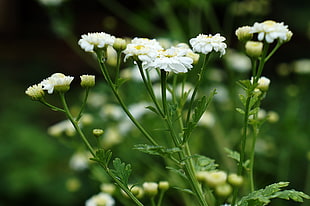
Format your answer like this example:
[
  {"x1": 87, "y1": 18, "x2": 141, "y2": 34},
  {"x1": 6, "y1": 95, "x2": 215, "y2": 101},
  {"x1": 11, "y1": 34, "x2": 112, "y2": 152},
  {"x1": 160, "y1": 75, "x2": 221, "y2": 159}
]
[{"x1": 245, "y1": 41, "x2": 263, "y2": 58}]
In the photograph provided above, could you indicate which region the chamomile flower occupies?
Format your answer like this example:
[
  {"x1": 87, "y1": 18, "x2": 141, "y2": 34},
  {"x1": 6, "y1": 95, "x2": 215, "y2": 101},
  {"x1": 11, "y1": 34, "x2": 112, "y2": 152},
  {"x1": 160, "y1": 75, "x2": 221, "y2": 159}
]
[
  {"x1": 25, "y1": 83, "x2": 45, "y2": 100},
  {"x1": 143, "y1": 46, "x2": 194, "y2": 73},
  {"x1": 40, "y1": 73, "x2": 74, "y2": 94},
  {"x1": 251, "y1": 20, "x2": 292, "y2": 43},
  {"x1": 85, "y1": 192, "x2": 115, "y2": 206},
  {"x1": 189, "y1": 33, "x2": 227, "y2": 56},
  {"x1": 123, "y1": 37, "x2": 163, "y2": 62},
  {"x1": 78, "y1": 32, "x2": 116, "y2": 52}
]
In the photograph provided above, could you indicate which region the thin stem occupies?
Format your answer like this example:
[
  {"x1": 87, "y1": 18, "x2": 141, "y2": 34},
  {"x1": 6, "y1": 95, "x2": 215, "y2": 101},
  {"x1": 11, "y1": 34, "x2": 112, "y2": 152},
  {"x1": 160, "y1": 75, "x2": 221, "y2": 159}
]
[
  {"x1": 114, "y1": 51, "x2": 122, "y2": 84},
  {"x1": 76, "y1": 87, "x2": 90, "y2": 121},
  {"x1": 59, "y1": 92, "x2": 95, "y2": 157},
  {"x1": 186, "y1": 54, "x2": 210, "y2": 125},
  {"x1": 157, "y1": 190, "x2": 165, "y2": 206},
  {"x1": 96, "y1": 53, "x2": 159, "y2": 146},
  {"x1": 39, "y1": 99, "x2": 65, "y2": 112},
  {"x1": 151, "y1": 197, "x2": 156, "y2": 206},
  {"x1": 249, "y1": 122, "x2": 259, "y2": 192},
  {"x1": 161, "y1": 70, "x2": 168, "y2": 116}
]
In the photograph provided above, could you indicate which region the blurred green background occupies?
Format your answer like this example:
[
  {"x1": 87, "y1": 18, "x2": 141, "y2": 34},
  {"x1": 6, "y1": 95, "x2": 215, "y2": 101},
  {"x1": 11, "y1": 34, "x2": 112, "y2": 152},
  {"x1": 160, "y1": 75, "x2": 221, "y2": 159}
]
[{"x1": 0, "y1": 0, "x2": 309, "y2": 205}]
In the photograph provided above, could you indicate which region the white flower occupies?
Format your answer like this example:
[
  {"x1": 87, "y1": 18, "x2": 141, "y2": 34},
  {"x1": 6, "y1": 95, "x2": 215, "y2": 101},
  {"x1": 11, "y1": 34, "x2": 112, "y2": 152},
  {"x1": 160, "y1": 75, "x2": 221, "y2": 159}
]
[
  {"x1": 251, "y1": 20, "x2": 292, "y2": 43},
  {"x1": 85, "y1": 192, "x2": 115, "y2": 206},
  {"x1": 224, "y1": 49, "x2": 251, "y2": 72},
  {"x1": 189, "y1": 33, "x2": 227, "y2": 56},
  {"x1": 25, "y1": 83, "x2": 44, "y2": 100},
  {"x1": 143, "y1": 46, "x2": 194, "y2": 73},
  {"x1": 251, "y1": 76, "x2": 271, "y2": 91},
  {"x1": 47, "y1": 119, "x2": 75, "y2": 137},
  {"x1": 80, "y1": 74, "x2": 95, "y2": 88},
  {"x1": 142, "y1": 182, "x2": 158, "y2": 196},
  {"x1": 69, "y1": 151, "x2": 91, "y2": 171},
  {"x1": 37, "y1": 0, "x2": 65, "y2": 6},
  {"x1": 123, "y1": 37, "x2": 163, "y2": 62},
  {"x1": 78, "y1": 32, "x2": 116, "y2": 52},
  {"x1": 40, "y1": 73, "x2": 74, "y2": 94}
]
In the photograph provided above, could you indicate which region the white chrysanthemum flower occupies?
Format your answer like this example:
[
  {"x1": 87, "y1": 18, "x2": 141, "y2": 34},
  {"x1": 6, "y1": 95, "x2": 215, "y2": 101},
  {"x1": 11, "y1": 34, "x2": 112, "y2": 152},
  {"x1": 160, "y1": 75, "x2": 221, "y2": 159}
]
[
  {"x1": 85, "y1": 192, "x2": 115, "y2": 206},
  {"x1": 123, "y1": 37, "x2": 163, "y2": 62},
  {"x1": 78, "y1": 32, "x2": 116, "y2": 52},
  {"x1": 189, "y1": 33, "x2": 227, "y2": 56},
  {"x1": 25, "y1": 83, "x2": 45, "y2": 100},
  {"x1": 251, "y1": 20, "x2": 292, "y2": 43},
  {"x1": 40, "y1": 73, "x2": 74, "y2": 94},
  {"x1": 143, "y1": 46, "x2": 194, "y2": 73}
]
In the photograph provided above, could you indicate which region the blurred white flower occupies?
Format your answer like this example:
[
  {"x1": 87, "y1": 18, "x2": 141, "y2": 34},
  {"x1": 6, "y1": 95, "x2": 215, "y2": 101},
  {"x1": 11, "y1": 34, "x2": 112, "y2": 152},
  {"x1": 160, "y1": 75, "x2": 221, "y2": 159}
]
[
  {"x1": 100, "y1": 104, "x2": 124, "y2": 120},
  {"x1": 78, "y1": 32, "x2": 116, "y2": 52},
  {"x1": 37, "y1": 0, "x2": 65, "y2": 6},
  {"x1": 69, "y1": 150, "x2": 92, "y2": 171},
  {"x1": 224, "y1": 49, "x2": 251, "y2": 72},
  {"x1": 189, "y1": 33, "x2": 227, "y2": 56},
  {"x1": 293, "y1": 59, "x2": 310, "y2": 74},
  {"x1": 85, "y1": 192, "x2": 115, "y2": 206},
  {"x1": 251, "y1": 20, "x2": 292, "y2": 43},
  {"x1": 123, "y1": 37, "x2": 163, "y2": 62},
  {"x1": 198, "y1": 111, "x2": 216, "y2": 128},
  {"x1": 40, "y1": 73, "x2": 74, "y2": 94},
  {"x1": 47, "y1": 120, "x2": 75, "y2": 137},
  {"x1": 101, "y1": 127, "x2": 123, "y2": 148}
]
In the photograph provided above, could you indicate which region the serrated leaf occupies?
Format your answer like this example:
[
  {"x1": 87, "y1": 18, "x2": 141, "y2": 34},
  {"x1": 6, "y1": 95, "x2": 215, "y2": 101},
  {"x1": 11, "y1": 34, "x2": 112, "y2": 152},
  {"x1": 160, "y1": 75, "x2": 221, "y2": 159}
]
[
  {"x1": 237, "y1": 80, "x2": 251, "y2": 90},
  {"x1": 237, "y1": 182, "x2": 310, "y2": 206},
  {"x1": 225, "y1": 148, "x2": 240, "y2": 162},
  {"x1": 111, "y1": 158, "x2": 132, "y2": 186},
  {"x1": 194, "y1": 155, "x2": 218, "y2": 171},
  {"x1": 116, "y1": 78, "x2": 129, "y2": 89},
  {"x1": 249, "y1": 107, "x2": 260, "y2": 116},
  {"x1": 239, "y1": 94, "x2": 247, "y2": 106},
  {"x1": 91, "y1": 149, "x2": 112, "y2": 166}
]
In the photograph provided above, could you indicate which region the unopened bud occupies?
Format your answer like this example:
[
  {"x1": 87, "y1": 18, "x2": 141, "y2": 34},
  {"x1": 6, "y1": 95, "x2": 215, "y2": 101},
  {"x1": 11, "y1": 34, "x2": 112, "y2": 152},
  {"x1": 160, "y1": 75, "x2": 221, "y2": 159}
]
[
  {"x1": 235, "y1": 26, "x2": 253, "y2": 42},
  {"x1": 215, "y1": 183, "x2": 232, "y2": 197},
  {"x1": 80, "y1": 75, "x2": 95, "y2": 88},
  {"x1": 158, "y1": 181, "x2": 169, "y2": 191},
  {"x1": 245, "y1": 41, "x2": 263, "y2": 58},
  {"x1": 113, "y1": 38, "x2": 127, "y2": 51},
  {"x1": 142, "y1": 182, "x2": 158, "y2": 197},
  {"x1": 228, "y1": 174, "x2": 243, "y2": 187},
  {"x1": 93, "y1": 129, "x2": 104, "y2": 137}
]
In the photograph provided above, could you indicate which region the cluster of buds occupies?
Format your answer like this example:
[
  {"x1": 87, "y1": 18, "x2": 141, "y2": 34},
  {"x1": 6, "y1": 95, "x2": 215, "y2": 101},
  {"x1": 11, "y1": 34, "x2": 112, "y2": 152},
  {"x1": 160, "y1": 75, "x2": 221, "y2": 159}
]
[{"x1": 196, "y1": 170, "x2": 243, "y2": 197}]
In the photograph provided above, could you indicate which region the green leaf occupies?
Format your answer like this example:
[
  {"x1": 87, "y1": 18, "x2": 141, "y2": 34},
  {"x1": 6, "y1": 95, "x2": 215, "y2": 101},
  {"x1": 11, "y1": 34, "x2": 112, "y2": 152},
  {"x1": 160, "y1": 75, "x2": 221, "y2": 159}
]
[
  {"x1": 236, "y1": 107, "x2": 245, "y2": 115},
  {"x1": 172, "y1": 186, "x2": 194, "y2": 195},
  {"x1": 91, "y1": 148, "x2": 112, "y2": 166},
  {"x1": 239, "y1": 94, "x2": 247, "y2": 106},
  {"x1": 225, "y1": 148, "x2": 240, "y2": 162},
  {"x1": 237, "y1": 182, "x2": 310, "y2": 206},
  {"x1": 111, "y1": 158, "x2": 132, "y2": 186},
  {"x1": 249, "y1": 107, "x2": 260, "y2": 116},
  {"x1": 133, "y1": 144, "x2": 181, "y2": 157},
  {"x1": 145, "y1": 105, "x2": 160, "y2": 115},
  {"x1": 166, "y1": 166, "x2": 187, "y2": 179},
  {"x1": 115, "y1": 78, "x2": 129, "y2": 89},
  {"x1": 237, "y1": 80, "x2": 251, "y2": 90},
  {"x1": 194, "y1": 155, "x2": 218, "y2": 171}
]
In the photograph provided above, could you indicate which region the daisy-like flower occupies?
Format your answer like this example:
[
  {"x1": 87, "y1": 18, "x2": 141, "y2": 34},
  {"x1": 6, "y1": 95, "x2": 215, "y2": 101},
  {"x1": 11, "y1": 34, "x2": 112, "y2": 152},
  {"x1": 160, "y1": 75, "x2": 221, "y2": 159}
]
[
  {"x1": 143, "y1": 46, "x2": 194, "y2": 73},
  {"x1": 78, "y1": 32, "x2": 116, "y2": 52},
  {"x1": 123, "y1": 37, "x2": 163, "y2": 63},
  {"x1": 85, "y1": 192, "x2": 115, "y2": 206},
  {"x1": 41, "y1": 73, "x2": 74, "y2": 94},
  {"x1": 80, "y1": 74, "x2": 95, "y2": 88},
  {"x1": 25, "y1": 83, "x2": 45, "y2": 100},
  {"x1": 189, "y1": 33, "x2": 227, "y2": 56},
  {"x1": 251, "y1": 20, "x2": 292, "y2": 43}
]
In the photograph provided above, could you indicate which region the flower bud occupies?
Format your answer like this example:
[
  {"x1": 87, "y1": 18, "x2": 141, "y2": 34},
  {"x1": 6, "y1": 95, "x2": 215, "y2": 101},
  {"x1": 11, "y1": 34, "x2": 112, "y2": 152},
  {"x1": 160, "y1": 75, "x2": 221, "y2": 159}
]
[
  {"x1": 142, "y1": 182, "x2": 158, "y2": 197},
  {"x1": 204, "y1": 171, "x2": 227, "y2": 187},
  {"x1": 257, "y1": 76, "x2": 271, "y2": 91},
  {"x1": 245, "y1": 41, "x2": 263, "y2": 58},
  {"x1": 80, "y1": 75, "x2": 95, "y2": 88},
  {"x1": 235, "y1": 26, "x2": 253, "y2": 42},
  {"x1": 131, "y1": 186, "x2": 144, "y2": 199},
  {"x1": 267, "y1": 111, "x2": 279, "y2": 123},
  {"x1": 227, "y1": 174, "x2": 243, "y2": 187},
  {"x1": 93, "y1": 129, "x2": 104, "y2": 137},
  {"x1": 158, "y1": 181, "x2": 169, "y2": 191},
  {"x1": 113, "y1": 38, "x2": 127, "y2": 51},
  {"x1": 215, "y1": 183, "x2": 232, "y2": 197}
]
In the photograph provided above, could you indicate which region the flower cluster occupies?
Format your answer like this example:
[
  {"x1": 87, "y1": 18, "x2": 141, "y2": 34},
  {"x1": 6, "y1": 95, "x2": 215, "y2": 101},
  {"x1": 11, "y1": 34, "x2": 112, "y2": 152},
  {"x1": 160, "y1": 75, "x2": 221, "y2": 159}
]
[{"x1": 236, "y1": 20, "x2": 292, "y2": 44}]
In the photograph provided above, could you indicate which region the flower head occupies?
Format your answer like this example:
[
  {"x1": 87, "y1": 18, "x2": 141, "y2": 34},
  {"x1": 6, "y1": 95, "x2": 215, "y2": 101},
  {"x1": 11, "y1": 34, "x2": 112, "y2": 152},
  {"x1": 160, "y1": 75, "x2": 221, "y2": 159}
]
[
  {"x1": 25, "y1": 83, "x2": 45, "y2": 100},
  {"x1": 41, "y1": 73, "x2": 74, "y2": 94},
  {"x1": 142, "y1": 182, "x2": 158, "y2": 196},
  {"x1": 78, "y1": 32, "x2": 116, "y2": 52},
  {"x1": 123, "y1": 37, "x2": 163, "y2": 62},
  {"x1": 80, "y1": 74, "x2": 95, "y2": 88},
  {"x1": 251, "y1": 20, "x2": 292, "y2": 43},
  {"x1": 85, "y1": 192, "x2": 115, "y2": 206},
  {"x1": 189, "y1": 33, "x2": 227, "y2": 56},
  {"x1": 245, "y1": 41, "x2": 263, "y2": 58},
  {"x1": 235, "y1": 26, "x2": 253, "y2": 42},
  {"x1": 143, "y1": 46, "x2": 194, "y2": 73}
]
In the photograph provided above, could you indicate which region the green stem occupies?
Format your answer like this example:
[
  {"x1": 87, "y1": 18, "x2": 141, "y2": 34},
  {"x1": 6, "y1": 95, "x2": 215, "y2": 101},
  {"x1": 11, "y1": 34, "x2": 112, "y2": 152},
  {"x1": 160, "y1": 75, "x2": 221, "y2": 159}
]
[
  {"x1": 249, "y1": 122, "x2": 259, "y2": 192},
  {"x1": 151, "y1": 197, "x2": 156, "y2": 206},
  {"x1": 161, "y1": 70, "x2": 168, "y2": 116},
  {"x1": 39, "y1": 99, "x2": 65, "y2": 112},
  {"x1": 114, "y1": 51, "x2": 122, "y2": 84},
  {"x1": 186, "y1": 54, "x2": 210, "y2": 125},
  {"x1": 59, "y1": 92, "x2": 95, "y2": 157},
  {"x1": 76, "y1": 87, "x2": 90, "y2": 121},
  {"x1": 157, "y1": 190, "x2": 165, "y2": 206},
  {"x1": 96, "y1": 53, "x2": 159, "y2": 146}
]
